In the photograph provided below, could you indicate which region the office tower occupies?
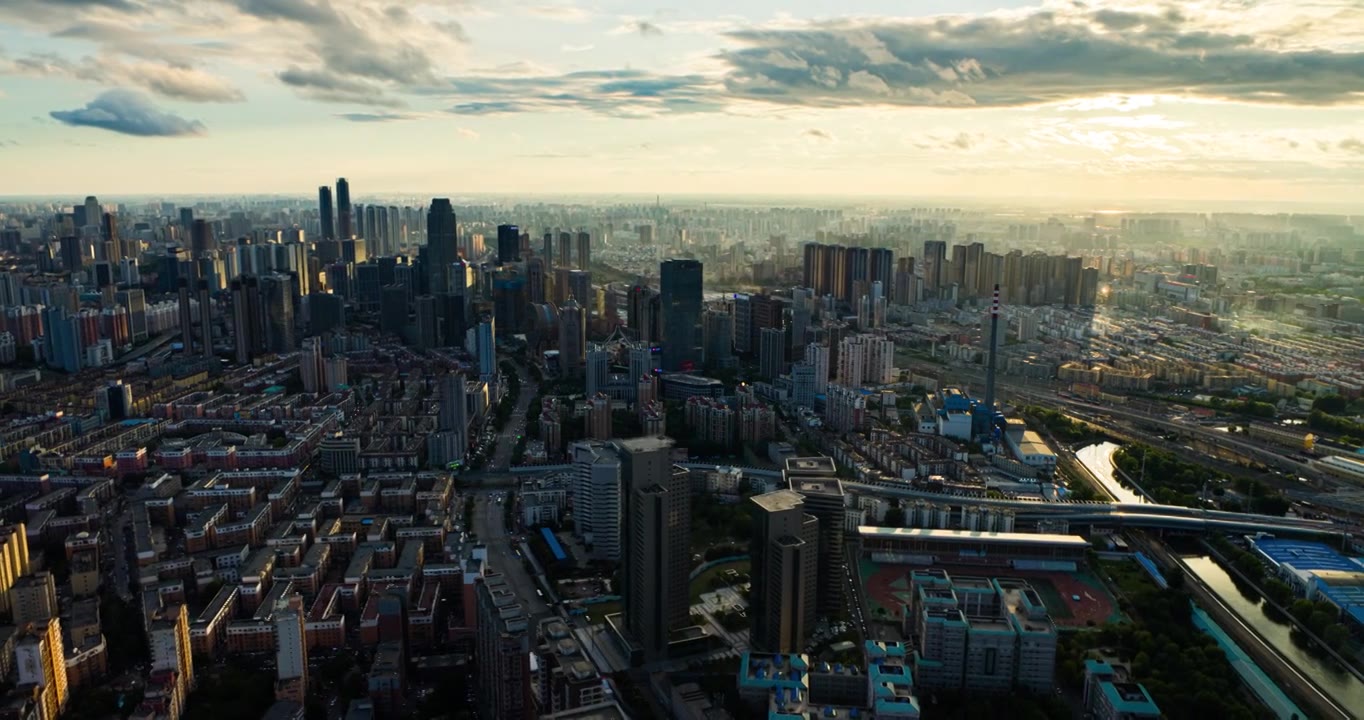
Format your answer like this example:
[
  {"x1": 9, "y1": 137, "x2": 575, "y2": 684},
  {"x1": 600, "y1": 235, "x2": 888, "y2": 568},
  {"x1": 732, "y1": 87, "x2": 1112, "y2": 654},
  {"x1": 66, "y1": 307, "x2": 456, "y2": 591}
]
[
  {"x1": 576, "y1": 231, "x2": 591, "y2": 270},
  {"x1": 923, "y1": 240, "x2": 947, "y2": 297},
  {"x1": 439, "y1": 372, "x2": 469, "y2": 433},
  {"x1": 557, "y1": 230, "x2": 572, "y2": 268},
  {"x1": 196, "y1": 280, "x2": 214, "y2": 357},
  {"x1": 477, "y1": 573, "x2": 532, "y2": 720},
  {"x1": 16, "y1": 618, "x2": 68, "y2": 720},
  {"x1": 59, "y1": 235, "x2": 84, "y2": 273},
  {"x1": 541, "y1": 231, "x2": 554, "y2": 268},
  {"x1": 476, "y1": 317, "x2": 496, "y2": 376},
  {"x1": 791, "y1": 362, "x2": 816, "y2": 407},
  {"x1": 759, "y1": 326, "x2": 786, "y2": 380},
  {"x1": 148, "y1": 603, "x2": 194, "y2": 718},
  {"x1": 617, "y1": 436, "x2": 690, "y2": 661},
  {"x1": 300, "y1": 336, "x2": 326, "y2": 394},
  {"x1": 497, "y1": 224, "x2": 520, "y2": 264},
  {"x1": 659, "y1": 259, "x2": 702, "y2": 372},
  {"x1": 526, "y1": 257, "x2": 546, "y2": 305},
  {"x1": 703, "y1": 310, "x2": 734, "y2": 370},
  {"x1": 274, "y1": 596, "x2": 308, "y2": 703},
  {"x1": 309, "y1": 292, "x2": 346, "y2": 335},
  {"x1": 336, "y1": 177, "x2": 353, "y2": 238},
  {"x1": 627, "y1": 343, "x2": 657, "y2": 390},
  {"x1": 175, "y1": 207, "x2": 193, "y2": 237},
  {"x1": 115, "y1": 288, "x2": 148, "y2": 342},
  {"x1": 749, "y1": 491, "x2": 819, "y2": 654},
  {"x1": 231, "y1": 277, "x2": 265, "y2": 364},
  {"x1": 626, "y1": 284, "x2": 657, "y2": 344},
  {"x1": 565, "y1": 269, "x2": 591, "y2": 307},
  {"x1": 318, "y1": 186, "x2": 335, "y2": 240},
  {"x1": 41, "y1": 306, "x2": 83, "y2": 373},
  {"x1": 83, "y1": 196, "x2": 100, "y2": 228},
  {"x1": 784, "y1": 457, "x2": 846, "y2": 615},
  {"x1": 804, "y1": 343, "x2": 830, "y2": 394},
  {"x1": 558, "y1": 299, "x2": 586, "y2": 376},
  {"x1": 260, "y1": 274, "x2": 297, "y2": 353},
  {"x1": 379, "y1": 284, "x2": 407, "y2": 337},
  {"x1": 99, "y1": 211, "x2": 122, "y2": 262},
  {"x1": 190, "y1": 218, "x2": 215, "y2": 255},
  {"x1": 570, "y1": 441, "x2": 623, "y2": 561},
  {"x1": 585, "y1": 346, "x2": 608, "y2": 398},
  {"x1": 12, "y1": 572, "x2": 58, "y2": 625},
  {"x1": 177, "y1": 279, "x2": 194, "y2": 352}
]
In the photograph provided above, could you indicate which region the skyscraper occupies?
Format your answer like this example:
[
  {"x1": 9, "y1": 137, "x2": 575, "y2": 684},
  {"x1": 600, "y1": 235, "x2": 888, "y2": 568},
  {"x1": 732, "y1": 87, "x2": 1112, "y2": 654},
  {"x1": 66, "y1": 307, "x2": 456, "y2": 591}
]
[
  {"x1": 784, "y1": 457, "x2": 846, "y2": 615},
  {"x1": 702, "y1": 309, "x2": 734, "y2": 369},
  {"x1": 923, "y1": 240, "x2": 947, "y2": 297},
  {"x1": 618, "y1": 436, "x2": 690, "y2": 662},
  {"x1": 659, "y1": 259, "x2": 702, "y2": 372},
  {"x1": 558, "y1": 298, "x2": 586, "y2": 376},
  {"x1": 231, "y1": 276, "x2": 265, "y2": 364},
  {"x1": 318, "y1": 186, "x2": 335, "y2": 240},
  {"x1": 576, "y1": 231, "x2": 591, "y2": 270},
  {"x1": 749, "y1": 490, "x2": 819, "y2": 654},
  {"x1": 425, "y1": 197, "x2": 458, "y2": 294},
  {"x1": 260, "y1": 274, "x2": 297, "y2": 353},
  {"x1": 570, "y1": 441, "x2": 623, "y2": 561},
  {"x1": 336, "y1": 177, "x2": 353, "y2": 239},
  {"x1": 759, "y1": 327, "x2": 786, "y2": 380},
  {"x1": 497, "y1": 224, "x2": 520, "y2": 264},
  {"x1": 476, "y1": 317, "x2": 496, "y2": 376},
  {"x1": 476, "y1": 573, "x2": 532, "y2": 720},
  {"x1": 15, "y1": 618, "x2": 68, "y2": 720}
]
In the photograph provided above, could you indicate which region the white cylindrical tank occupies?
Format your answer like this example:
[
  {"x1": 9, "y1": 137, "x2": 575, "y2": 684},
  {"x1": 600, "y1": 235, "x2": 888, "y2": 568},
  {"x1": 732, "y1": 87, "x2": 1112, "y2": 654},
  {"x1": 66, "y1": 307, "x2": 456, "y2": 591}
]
[
  {"x1": 915, "y1": 501, "x2": 930, "y2": 528},
  {"x1": 1001, "y1": 510, "x2": 1016, "y2": 533},
  {"x1": 965, "y1": 507, "x2": 981, "y2": 531},
  {"x1": 982, "y1": 508, "x2": 997, "y2": 533},
  {"x1": 937, "y1": 504, "x2": 951, "y2": 529}
]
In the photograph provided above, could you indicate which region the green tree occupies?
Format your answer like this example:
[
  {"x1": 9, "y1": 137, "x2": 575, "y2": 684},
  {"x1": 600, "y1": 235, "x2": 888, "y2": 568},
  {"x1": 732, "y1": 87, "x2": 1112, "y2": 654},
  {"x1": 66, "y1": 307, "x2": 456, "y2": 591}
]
[{"x1": 1313, "y1": 395, "x2": 1348, "y2": 414}]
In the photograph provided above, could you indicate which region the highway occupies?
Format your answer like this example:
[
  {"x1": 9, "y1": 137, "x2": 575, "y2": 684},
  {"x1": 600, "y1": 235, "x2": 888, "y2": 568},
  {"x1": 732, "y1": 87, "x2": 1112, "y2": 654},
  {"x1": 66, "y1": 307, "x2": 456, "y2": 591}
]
[{"x1": 487, "y1": 361, "x2": 537, "y2": 472}]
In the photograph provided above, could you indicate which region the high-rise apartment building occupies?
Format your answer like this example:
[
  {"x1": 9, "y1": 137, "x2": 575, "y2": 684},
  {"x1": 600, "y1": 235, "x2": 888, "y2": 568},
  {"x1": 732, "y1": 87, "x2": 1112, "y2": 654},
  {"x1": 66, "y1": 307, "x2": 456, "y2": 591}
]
[
  {"x1": 12, "y1": 572, "x2": 57, "y2": 625},
  {"x1": 558, "y1": 298, "x2": 585, "y2": 376},
  {"x1": 318, "y1": 186, "x2": 335, "y2": 240},
  {"x1": 147, "y1": 603, "x2": 194, "y2": 719},
  {"x1": 659, "y1": 259, "x2": 702, "y2": 371},
  {"x1": 784, "y1": 458, "x2": 845, "y2": 615},
  {"x1": 477, "y1": 573, "x2": 532, "y2": 720},
  {"x1": 759, "y1": 326, "x2": 786, "y2": 380},
  {"x1": 749, "y1": 491, "x2": 819, "y2": 654},
  {"x1": 569, "y1": 441, "x2": 623, "y2": 562},
  {"x1": 703, "y1": 310, "x2": 734, "y2": 370},
  {"x1": 0, "y1": 524, "x2": 32, "y2": 616},
  {"x1": 618, "y1": 436, "x2": 690, "y2": 662},
  {"x1": 575, "y1": 231, "x2": 591, "y2": 270},
  {"x1": 15, "y1": 618, "x2": 68, "y2": 720},
  {"x1": 922, "y1": 240, "x2": 947, "y2": 297}
]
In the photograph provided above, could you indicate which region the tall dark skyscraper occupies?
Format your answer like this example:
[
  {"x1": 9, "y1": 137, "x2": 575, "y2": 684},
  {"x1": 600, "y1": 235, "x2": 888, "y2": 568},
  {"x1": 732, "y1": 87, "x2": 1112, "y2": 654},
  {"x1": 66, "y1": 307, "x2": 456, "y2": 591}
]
[
  {"x1": 496, "y1": 224, "x2": 520, "y2": 264},
  {"x1": 575, "y1": 231, "x2": 591, "y2": 270},
  {"x1": 659, "y1": 259, "x2": 703, "y2": 371},
  {"x1": 336, "y1": 177, "x2": 353, "y2": 239},
  {"x1": 923, "y1": 240, "x2": 947, "y2": 296},
  {"x1": 318, "y1": 186, "x2": 335, "y2": 240},
  {"x1": 618, "y1": 437, "x2": 690, "y2": 662},
  {"x1": 231, "y1": 276, "x2": 265, "y2": 364},
  {"x1": 426, "y1": 199, "x2": 457, "y2": 294},
  {"x1": 190, "y1": 219, "x2": 216, "y2": 255}
]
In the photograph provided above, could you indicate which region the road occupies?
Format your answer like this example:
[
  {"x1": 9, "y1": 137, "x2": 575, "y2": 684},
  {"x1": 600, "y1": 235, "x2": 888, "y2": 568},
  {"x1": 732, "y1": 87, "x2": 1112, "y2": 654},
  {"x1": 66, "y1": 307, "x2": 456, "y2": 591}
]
[
  {"x1": 469, "y1": 488, "x2": 550, "y2": 618},
  {"x1": 488, "y1": 361, "x2": 536, "y2": 472}
]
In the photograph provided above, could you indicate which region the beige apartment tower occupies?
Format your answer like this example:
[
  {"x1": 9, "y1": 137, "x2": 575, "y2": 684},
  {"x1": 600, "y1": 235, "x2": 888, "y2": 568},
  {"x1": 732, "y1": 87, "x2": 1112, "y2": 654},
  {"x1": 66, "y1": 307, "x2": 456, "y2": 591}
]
[{"x1": 749, "y1": 490, "x2": 820, "y2": 654}]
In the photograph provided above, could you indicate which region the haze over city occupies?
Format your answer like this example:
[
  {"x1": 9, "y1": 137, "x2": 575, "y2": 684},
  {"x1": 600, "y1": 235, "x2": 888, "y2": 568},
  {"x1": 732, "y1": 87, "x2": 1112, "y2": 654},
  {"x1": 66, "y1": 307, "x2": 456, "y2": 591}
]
[{"x1": 2, "y1": 0, "x2": 1364, "y2": 206}]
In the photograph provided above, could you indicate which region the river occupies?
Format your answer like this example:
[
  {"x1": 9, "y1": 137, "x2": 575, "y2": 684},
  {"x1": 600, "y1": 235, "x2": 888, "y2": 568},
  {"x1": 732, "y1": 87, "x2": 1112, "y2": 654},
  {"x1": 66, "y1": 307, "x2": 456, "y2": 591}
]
[
  {"x1": 1077, "y1": 443, "x2": 1364, "y2": 712},
  {"x1": 1183, "y1": 555, "x2": 1364, "y2": 713},
  {"x1": 1075, "y1": 441, "x2": 1147, "y2": 504}
]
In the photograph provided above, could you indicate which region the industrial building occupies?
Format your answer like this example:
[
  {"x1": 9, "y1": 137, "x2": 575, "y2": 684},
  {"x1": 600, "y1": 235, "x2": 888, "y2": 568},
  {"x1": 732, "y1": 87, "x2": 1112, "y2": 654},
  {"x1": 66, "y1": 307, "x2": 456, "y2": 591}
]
[{"x1": 857, "y1": 527, "x2": 1089, "y2": 571}]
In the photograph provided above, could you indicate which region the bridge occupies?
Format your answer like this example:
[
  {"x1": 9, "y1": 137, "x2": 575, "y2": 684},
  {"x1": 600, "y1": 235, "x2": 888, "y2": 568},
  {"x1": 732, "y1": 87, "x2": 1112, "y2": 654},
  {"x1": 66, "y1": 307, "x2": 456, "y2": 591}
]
[{"x1": 841, "y1": 481, "x2": 1343, "y2": 537}]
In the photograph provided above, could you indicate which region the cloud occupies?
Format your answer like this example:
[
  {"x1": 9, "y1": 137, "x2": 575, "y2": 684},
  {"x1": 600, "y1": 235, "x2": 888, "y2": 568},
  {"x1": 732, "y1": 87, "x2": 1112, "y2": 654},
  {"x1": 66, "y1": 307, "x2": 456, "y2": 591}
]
[
  {"x1": 278, "y1": 66, "x2": 397, "y2": 106},
  {"x1": 50, "y1": 90, "x2": 205, "y2": 137},
  {"x1": 802, "y1": 129, "x2": 833, "y2": 141},
  {"x1": 717, "y1": 7, "x2": 1364, "y2": 108},
  {"x1": 524, "y1": 4, "x2": 591, "y2": 23},
  {"x1": 611, "y1": 19, "x2": 663, "y2": 37},
  {"x1": 335, "y1": 112, "x2": 420, "y2": 122},
  {"x1": 1339, "y1": 138, "x2": 1364, "y2": 155},
  {"x1": 9, "y1": 52, "x2": 244, "y2": 102},
  {"x1": 445, "y1": 69, "x2": 723, "y2": 117},
  {"x1": 456, "y1": 127, "x2": 479, "y2": 139},
  {"x1": 561, "y1": 44, "x2": 595, "y2": 53}
]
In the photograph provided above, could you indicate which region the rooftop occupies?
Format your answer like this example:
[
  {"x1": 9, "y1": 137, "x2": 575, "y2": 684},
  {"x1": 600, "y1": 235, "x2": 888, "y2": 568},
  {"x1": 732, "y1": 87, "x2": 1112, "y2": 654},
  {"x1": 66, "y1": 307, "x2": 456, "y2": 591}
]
[
  {"x1": 751, "y1": 489, "x2": 806, "y2": 513},
  {"x1": 1250, "y1": 537, "x2": 1364, "y2": 573},
  {"x1": 857, "y1": 527, "x2": 1089, "y2": 548}
]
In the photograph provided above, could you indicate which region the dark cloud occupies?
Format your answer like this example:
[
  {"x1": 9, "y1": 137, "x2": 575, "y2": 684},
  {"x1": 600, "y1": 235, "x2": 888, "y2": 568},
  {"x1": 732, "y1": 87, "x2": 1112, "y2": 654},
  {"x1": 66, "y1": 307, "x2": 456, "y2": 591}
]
[
  {"x1": 278, "y1": 66, "x2": 397, "y2": 107},
  {"x1": 10, "y1": 51, "x2": 244, "y2": 102},
  {"x1": 50, "y1": 90, "x2": 205, "y2": 137},
  {"x1": 1340, "y1": 138, "x2": 1364, "y2": 155},
  {"x1": 632, "y1": 20, "x2": 663, "y2": 37},
  {"x1": 717, "y1": 8, "x2": 1364, "y2": 107},
  {"x1": 802, "y1": 129, "x2": 832, "y2": 141},
  {"x1": 445, "y1": 70, "x2": 722, "y2": 116}
]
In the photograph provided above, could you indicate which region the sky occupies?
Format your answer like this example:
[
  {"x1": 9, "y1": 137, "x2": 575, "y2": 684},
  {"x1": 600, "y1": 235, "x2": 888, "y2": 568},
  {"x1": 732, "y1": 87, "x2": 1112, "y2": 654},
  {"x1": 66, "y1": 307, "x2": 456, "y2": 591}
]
[{"x1": 1, "y1": 0, "x2": 1363, "y2": 207}]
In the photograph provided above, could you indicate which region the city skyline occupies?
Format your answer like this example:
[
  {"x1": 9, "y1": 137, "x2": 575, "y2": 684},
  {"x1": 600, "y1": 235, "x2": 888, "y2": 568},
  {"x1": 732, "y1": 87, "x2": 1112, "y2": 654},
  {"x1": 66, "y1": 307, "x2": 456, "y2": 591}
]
[{"x1": 2, "y1": 0, "x2": 1363, "y2": 205}]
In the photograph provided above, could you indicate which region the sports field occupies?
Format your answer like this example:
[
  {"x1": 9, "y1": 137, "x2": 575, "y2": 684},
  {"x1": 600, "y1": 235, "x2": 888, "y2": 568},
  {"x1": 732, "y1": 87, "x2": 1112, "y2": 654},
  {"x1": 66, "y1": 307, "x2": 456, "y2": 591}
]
[{"x1": 859, "y1": 560, "x2": 1123, "y2": 628}]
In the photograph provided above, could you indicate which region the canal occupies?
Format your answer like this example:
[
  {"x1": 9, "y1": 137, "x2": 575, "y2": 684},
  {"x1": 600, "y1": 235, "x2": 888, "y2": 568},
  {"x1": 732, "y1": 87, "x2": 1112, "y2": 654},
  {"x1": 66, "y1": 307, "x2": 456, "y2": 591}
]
[
  {"x1": 1075, "y1": 441, "x2": 1147, "y2": 504},
  {"x1": 1078, "y1": 442, "x2": 1364, "y2": 714}
]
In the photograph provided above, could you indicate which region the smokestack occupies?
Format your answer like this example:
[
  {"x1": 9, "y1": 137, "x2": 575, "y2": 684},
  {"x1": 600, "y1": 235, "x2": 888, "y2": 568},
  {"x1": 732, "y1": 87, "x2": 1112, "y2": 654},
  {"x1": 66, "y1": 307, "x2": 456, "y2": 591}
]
[{"x1": 983, "y1": 284, "x2": 1000, "y2": 434}]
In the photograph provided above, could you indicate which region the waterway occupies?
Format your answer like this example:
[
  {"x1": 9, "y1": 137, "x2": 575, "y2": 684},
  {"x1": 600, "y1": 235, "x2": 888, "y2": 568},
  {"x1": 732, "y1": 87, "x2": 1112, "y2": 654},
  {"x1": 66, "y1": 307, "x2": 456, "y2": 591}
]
[
  {"x1": 1183, "y1": 555, "x2": 1364, "y2": 714},
  {"x1": 1075, "y1": 441, "x2": 1147, "y2": 504},
  {"x1": 1079, "y1": 440, "x2": 1364, "y2": 714}
]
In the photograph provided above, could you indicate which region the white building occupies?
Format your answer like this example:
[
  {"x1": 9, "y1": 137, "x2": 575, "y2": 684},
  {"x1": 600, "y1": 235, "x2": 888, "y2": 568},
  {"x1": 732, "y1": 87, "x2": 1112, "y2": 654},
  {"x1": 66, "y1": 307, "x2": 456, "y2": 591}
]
[{"x1": 569, "y1": 441, "x2": 622, "y2": 561}]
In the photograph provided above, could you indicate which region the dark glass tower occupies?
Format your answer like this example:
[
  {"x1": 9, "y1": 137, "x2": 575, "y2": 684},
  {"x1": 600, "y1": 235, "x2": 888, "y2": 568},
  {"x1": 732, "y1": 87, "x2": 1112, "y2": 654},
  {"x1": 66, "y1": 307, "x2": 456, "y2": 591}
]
[
  {"x1": 496, "y1": 224, "x2": 520, "y2": 264},
  {"x1": 336, "y1": 177, "x2": 353, "y2": 239},
  {"x1": 426, "y1": 199, "x2": 457, "y2": 294},
  {"x1": 319, "y1": 186, "x2": 335, "y2": 240},
  {"x1": 659, "y1": 258, "x2": 703, "y2": 371}
]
